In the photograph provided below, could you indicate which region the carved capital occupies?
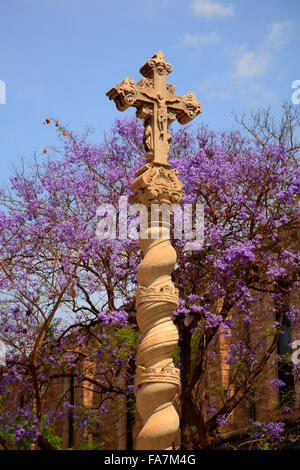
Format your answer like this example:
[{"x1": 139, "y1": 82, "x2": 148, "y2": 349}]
[{"x1": 131, "y1": 163, "x2": 183, "y2": 207}]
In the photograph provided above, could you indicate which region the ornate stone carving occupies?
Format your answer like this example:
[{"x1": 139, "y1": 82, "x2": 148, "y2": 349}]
[
  {"x1": 143, "y1": 120, "x2": 153, "y2": 153},
  {"x1": 106, "y1": 77, "x2": 138, "y2": 112},
  {"x1": 136, "y1": 364, "x2": 180, "y2": 388},
  {"x1": 141, "y1": 51, "x2": 173, "y2": 77},
  {"x1": 167, "y1": 84, "x2": 175, "y2": 94},
  {"x1": 137, "y1": 77, "x2": 154, "y2": 89},
  {"x1": 106, "y1": 51, "x2": 202, "y2": 451},
  {"x1": 137, "y1": 103, "x2": 153, "y2": 120},
  {"x1": 136, "y1": 283, "x2": 179, "y2": 306},
  {"x1": 178, "y1": 92, "x2": 202, "y2": 124},
  {"x1": 157, "y1": 95, "x2": 167, "y2": 135},
  {"x1": 131, "y1": 163, "x2": 183, "y2": 207},
  {"x1": 167, "y1": 109, "x2": 177, "y2": 122},
  {"x1": 136, "y1": 284, "x2": 178, "y2": 297}
]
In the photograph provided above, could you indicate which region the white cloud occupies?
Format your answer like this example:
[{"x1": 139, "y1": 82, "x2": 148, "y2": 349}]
[
  {"x1": 231, "y1": 51, "x2": 272, "y2": 79},
  {"x1": 190, "y1": 0, "x2": 235, "y2": 17},
  {"x1": 230, "y1": 20, "x2": 291, "y2": 80},
  {"x1": 265, "y1": 21, "x2": 292, "y2": 49},
  {"x1": 182, "y1": 31, "x2": 221, "y2": 47}
]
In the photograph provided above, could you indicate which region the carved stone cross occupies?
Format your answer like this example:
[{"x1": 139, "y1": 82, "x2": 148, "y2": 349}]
[
  {"x1": 106, "y1": 51, "x2": 202, "y2": 167},
  {"x1": 106, "y1": 51, "x2": 202, "y2": 450}
]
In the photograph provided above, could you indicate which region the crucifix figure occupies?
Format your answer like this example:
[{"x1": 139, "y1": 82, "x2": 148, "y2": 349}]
[
  {"x1": 107, "y1": 51, "x2": 201, "y2": 167},
  {"x1": 107, "y1": 52, "x2": 202, "y2": 450}
]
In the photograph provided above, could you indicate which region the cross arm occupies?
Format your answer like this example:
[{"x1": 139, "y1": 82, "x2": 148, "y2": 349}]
[
  {"x1": 167, "y1": 91, "x2": 202, "y2": 125},
  {"x1": 106, "y1": 76, "x2": 154, "y2": 115}
]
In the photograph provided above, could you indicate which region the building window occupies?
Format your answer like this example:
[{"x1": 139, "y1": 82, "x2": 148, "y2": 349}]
[{"x1": 277, "y1": 313, "x2": 295, "y2": 407}]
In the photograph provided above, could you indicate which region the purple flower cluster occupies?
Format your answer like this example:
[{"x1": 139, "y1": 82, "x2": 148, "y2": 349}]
[{"x1": 250, "y1": 421, "x2": 285, "y2": 444}]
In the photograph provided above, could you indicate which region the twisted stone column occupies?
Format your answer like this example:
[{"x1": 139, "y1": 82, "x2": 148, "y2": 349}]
[
  {"x1": 135, "y1": 220, "x2": 180, "y2": 450},
  {"x1": 130, "y1": 162, "x2": 183, "y2": 449}
]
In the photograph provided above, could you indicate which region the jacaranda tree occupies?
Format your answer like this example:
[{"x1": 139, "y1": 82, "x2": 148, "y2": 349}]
[{"x1": 0, "y1": 103, "x2": 299, "y2": 450}]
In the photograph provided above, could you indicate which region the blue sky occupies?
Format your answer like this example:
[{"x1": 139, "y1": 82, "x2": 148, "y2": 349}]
[{"x1": 0, "y1": 0, "x2": 299, "y2": 185}]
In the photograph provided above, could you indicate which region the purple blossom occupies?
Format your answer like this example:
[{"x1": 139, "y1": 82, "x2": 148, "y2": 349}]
[
  {"x1": 269, "y1": 378, "x2": 286, "y2": 389},
  {"x1": 216, "y1": 414, "x2": 229, "y2": 425}
]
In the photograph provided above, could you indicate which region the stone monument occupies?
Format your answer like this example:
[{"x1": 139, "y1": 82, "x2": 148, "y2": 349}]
[{"x1": 107, "y1": 51, "x2": 202, "y2": 450}]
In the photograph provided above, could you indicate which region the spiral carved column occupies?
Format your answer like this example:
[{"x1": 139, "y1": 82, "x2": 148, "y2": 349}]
[
  {"x1": 131, "y1": 162, "x2": 183, "y2": 450},
  {"x1": 135, "y1": 221, "x2": 180, "y2": 450}
]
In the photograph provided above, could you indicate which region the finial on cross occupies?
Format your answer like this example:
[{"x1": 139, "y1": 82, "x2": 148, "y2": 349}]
[{"x1": 106, "y1": 51, "x2": 202, "y2": 167}]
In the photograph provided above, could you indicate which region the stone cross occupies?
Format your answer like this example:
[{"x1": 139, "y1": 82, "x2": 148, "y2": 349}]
[
  {"x1": 107, "y1": 52, "x2": 202, "y2": 450},
  {"x1": 107, "y1": 51, "x2": 201, "y2": 167}
]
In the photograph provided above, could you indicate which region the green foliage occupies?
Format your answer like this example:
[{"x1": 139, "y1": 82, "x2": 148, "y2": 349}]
[
  {"x1": 191, "y1": 327, "x2": 204, "y2": 355},
  {"x1": 41, "y1": 416, "x2": 63, "y2": 450},
  {"x1": 91, "y1": 326, "x2": 140, "y2": 364},
  {"x1": 77, "y1": 439, "x2": 107, "y2": 450},
  {"x1": 173, "y1": 343, "x2": 181, "y2": 366},
  {"x1": 44, "y1": 319, "x2": 61, "y2": 341},
  {"x1": 115, "y1": 326, "x2": 140, "y2": 360}
]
